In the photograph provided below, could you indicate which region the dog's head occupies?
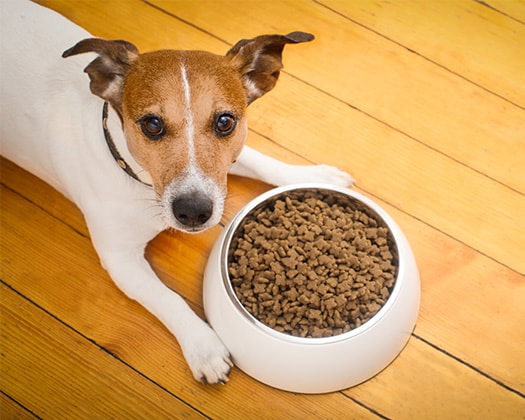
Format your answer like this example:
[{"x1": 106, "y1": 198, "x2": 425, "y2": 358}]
[{"x1": 63, "y1": 32, "x2": 313, "y2": 233}]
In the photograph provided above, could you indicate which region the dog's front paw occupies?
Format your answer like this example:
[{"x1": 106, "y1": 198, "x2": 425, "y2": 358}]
[
  {"x1": 181, "y1": 323, "x2": 233, "y2": 384},
  {"x1": 309, "y1": 164, "x2": 355, "y2": 187}
]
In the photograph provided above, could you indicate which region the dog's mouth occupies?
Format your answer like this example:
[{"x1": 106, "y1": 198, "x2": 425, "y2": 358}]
[{"x1": 160, "y1": 174, "x2": 226, "y2": 234}]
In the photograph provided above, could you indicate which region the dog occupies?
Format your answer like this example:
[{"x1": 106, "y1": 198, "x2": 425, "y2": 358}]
[{"x1": 0, "y1": 0, "x2": 353, "y2": 384}]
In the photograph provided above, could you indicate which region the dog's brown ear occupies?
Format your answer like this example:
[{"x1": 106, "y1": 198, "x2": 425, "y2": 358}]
[
  {"x1": 62, "y1": 38, "x2": 139, "y2": 114},
  {"x1": 227, "y1": 31, "x2": 314, "y2": 104}
]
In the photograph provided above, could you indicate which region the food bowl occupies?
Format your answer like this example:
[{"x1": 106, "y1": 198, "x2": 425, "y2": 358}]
[{"x1": 204, "y1": 184, "x2": 420, "y2": 393}]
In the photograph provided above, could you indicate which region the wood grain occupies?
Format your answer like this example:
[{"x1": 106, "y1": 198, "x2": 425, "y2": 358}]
[
  {"x1": 482, "y1": 0, "x2": 525, "y2": 22},
  {"x1": 0, "y1": 393, "x2": 37, "y2": 420},
  {"x1": 322, "y1": 0, "x2": 525, "y2": 106},
  {"x1": 1, "y1": 284, "x2": 205, "y2": 419}
]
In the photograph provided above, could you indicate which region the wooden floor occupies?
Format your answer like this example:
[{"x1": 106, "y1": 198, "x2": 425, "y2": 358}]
[{"x1": 1, "y1": 0, "x2": 524, "y2": 418}]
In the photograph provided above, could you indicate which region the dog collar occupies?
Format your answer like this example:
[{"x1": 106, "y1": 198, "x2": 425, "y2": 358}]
[{"x1": 102, "y1": 102, "x2": 152, "y2": 187}]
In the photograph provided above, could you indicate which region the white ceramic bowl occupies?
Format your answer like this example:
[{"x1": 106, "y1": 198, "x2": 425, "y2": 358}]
[{"x1": 204, "y1": 184, "x2": 420, "y2": 393}]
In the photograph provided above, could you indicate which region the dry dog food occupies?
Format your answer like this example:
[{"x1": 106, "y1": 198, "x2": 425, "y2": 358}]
[{"x1": 228, "y1": 189, "x2": 398, "y2": 338}]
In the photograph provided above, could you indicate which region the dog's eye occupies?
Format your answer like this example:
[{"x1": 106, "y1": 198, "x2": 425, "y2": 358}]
[
  {"x1": 214, "y1": 113, "x2": 236, "y2": 136},
  {"x1": 139, "y1": 115, "x2": 165, "y2": 140}
]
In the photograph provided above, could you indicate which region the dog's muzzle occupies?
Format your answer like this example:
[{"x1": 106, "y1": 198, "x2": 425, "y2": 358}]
[{"x1": 160, "y1": 172, "x2": 225, "y2": 233}]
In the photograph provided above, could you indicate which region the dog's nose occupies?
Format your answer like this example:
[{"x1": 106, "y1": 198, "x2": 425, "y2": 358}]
[{"x1": 172, "y1": 193, "x2": 213, "y2": 228}]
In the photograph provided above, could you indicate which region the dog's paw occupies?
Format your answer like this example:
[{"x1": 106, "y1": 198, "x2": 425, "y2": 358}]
[
  {"x1": 181, "y1": 323, "x2": 233, "y2": 385},
  {"x1": 274, "y1": 164, "x2": 355, "y2": 187},
  {"x1": 307, "y1": 164, "x2": 355, "y2": 187}
]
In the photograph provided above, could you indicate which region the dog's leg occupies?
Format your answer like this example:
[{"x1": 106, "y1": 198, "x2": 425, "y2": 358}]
[
  {"x1": 230, "y1": 145, "x2": 355, "y2": 187},
  {"x1": 103, "y1": 249, "x2": 231, "y2": 384},
  {"x1": 85, "y1": 215, "x2": 232, "y2": 384}
]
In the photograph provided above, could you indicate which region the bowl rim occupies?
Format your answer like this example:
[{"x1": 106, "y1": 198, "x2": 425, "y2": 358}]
[{"x1": 220, "y1": 183, "x2": 406, "y2": 345}]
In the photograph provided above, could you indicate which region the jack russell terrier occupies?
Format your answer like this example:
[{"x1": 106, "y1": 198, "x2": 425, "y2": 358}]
[{"x1": 1, "y1": 0, "x2": 353, "y2": 384}]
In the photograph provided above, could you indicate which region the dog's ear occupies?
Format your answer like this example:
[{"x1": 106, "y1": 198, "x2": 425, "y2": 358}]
[
  {"x1": 62, "y1": 38, "x2": 139, "y2": 114},
  {"x1": 227, "y1": 31, "x2": 314, "y2": 104}
]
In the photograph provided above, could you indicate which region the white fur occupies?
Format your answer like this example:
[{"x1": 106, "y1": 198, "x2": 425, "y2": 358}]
[
  {"x1": 230, "y1": 147, "x2": 355, "y2": 186},
  {"x1": 180, "y1": 62, "x2": 196, "y2": 166},
  {"x1": 0, "y1": 0, "x2": 353, "y2": 385}
]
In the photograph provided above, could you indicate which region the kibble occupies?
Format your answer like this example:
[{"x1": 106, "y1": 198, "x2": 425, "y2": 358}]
[{"x1": 228, "y1": 189, "x2": 398, "y2": 338}]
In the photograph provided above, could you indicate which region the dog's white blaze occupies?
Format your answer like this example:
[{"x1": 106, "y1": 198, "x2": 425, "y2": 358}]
[
  {"x1": 180, "y1": 63, "x2": 197, "y2": 171},
  {"x1": 159, "y1": 61, "x2": 225, "y2": 233}
]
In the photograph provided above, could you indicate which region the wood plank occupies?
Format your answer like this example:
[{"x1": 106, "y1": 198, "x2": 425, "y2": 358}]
[
  {"x1": 0, "y1": 184, "x2": 377, "y2": 420},
  {"x1": 0, "y1": 285, "x2": 205, "y2": 419},
  {"x1": 0, "y1": 393, "x2": 37, "y2": 420},
  {"x1": 148, "y1": 0, "x2": 525, "y2": 194},
  {"x1": 483, "y1": 0, "x2": 525, "y2": 22},
  {"x1": 34, "y1": 0, "x2": 227, "y2": 53},
  {"x1": 383, "y1": 193, "x2": 525, "y2": 394},
  {"x1": 320, "y1": 0, "x2": 525, "y2": 106},
  {"x1": 344, "y1": 336, "x2": 525, "y2": 420},
  {"x1": 1, "y1": 158, "x2": 88, "y2": 237}
]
